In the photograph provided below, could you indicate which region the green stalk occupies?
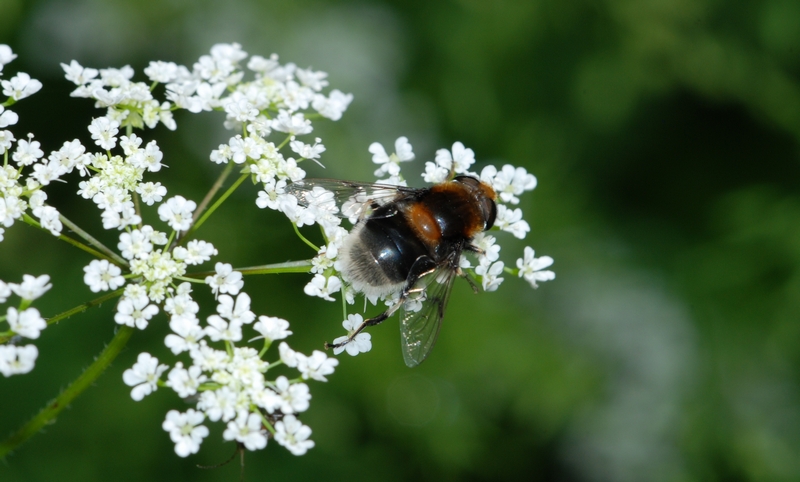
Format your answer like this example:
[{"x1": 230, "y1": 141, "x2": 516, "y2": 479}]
[
  {"x1": 177, "y1": 161, "x2": 235, "y2": 246},
  {"x1": 58, "y1": 214, "x2": 128, "y2": 266},
  {"x1": 21, "y1": 215, "x2": 124, "y2": 267},
  {"x1": 0, "y1": 326, "x2": 135, "y2": 458},
  {"x1": 292, "y1": 223, "x2": 319, "y2": 251},
  {"x1": 184, "y1": 260, "x2": 313, "y2": 279},
  {"x1": 189, "y1": 172, "x2": 249, "y2": 234}
]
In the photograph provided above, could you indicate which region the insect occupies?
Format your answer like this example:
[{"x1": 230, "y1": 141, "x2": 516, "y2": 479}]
[{"x1": 288, "y1": 176, "x2": 497, "y2": 367}]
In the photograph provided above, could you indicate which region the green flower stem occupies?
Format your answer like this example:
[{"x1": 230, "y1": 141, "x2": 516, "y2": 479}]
[
  {"x1": 292, "y1": 223, "x2": 320, "y2": 252},
  {"x1": 277, "y1": 135, "x2": 292, "y2": 150},
  {"x1": 58, "y1": 213, "x2": 128, "y2": 267},
  {"x1": 0, "y1": 289, "x2": 125, "y2": 344},
  {"x1": 21, "y1": 214, "x2": 123, "y2": 267},
  {"x1": 0, "y1": 325, "x2": 135, "y2": 458},
  {"x1": 189, "y1": 171, "x2": 249, "y2": 235},
  {"x1": 184, "y1": 260, "x2": 313, "y2": 279},
  {"x1": 177, "y1": 161, "x2": 236, "y2": 246}
]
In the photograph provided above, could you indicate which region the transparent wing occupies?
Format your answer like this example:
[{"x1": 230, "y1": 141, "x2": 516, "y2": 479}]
[
  {"x1": 287, "y1": 179, "x2": 419, "y2": 222},
  {"x1": 399, "y1": 266, "x2": 458, "y2": 367}
]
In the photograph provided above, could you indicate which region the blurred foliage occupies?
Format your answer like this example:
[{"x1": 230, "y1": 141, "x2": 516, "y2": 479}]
[{"x1": 1, "y1": 0, "x2": 800, "y2": 481}]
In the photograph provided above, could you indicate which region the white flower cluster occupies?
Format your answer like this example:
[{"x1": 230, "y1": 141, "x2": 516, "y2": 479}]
[
  {"x1": 56, "y1": 44, "x2": 352, "y2": 458},
  {"x1": 0, "y1": 274, "x2": 50, "y2": 377},
  {"x1": 0, "y1": 46, "x2": 65, "y2": 241},
  {"x1": 123, "y1": 272, "x2": 333, "y2": 457},
  {"x1": 294, "y1": 137, "x2": 553, "y2": 317}
]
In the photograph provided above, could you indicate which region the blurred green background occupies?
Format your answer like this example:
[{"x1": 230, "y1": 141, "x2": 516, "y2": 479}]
[{"x1": 2, "y1": 0, "x2": 800, "y2": 480}]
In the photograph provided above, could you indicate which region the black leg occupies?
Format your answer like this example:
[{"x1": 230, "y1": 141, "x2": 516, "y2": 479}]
[{"x1": 325, "y1": 256, "x2": 437, "y2": 350}]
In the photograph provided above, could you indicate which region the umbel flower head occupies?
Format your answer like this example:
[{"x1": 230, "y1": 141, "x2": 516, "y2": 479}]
[{"x1": 0, "y1": 41, "x2": 552, "y2": 462}]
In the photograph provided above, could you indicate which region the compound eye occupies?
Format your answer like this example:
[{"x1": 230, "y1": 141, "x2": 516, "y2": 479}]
[{"x1": 482, "y1": 197, "x2": 497, "y2": 230}]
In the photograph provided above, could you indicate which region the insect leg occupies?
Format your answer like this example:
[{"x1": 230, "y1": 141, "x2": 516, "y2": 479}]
[{"x1": 324, "y1": 256, "x2": 437, "y2": 350}]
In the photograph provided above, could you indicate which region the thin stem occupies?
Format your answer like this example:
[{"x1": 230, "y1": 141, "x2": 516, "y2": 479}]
[
  {"x1": 292, "y1": 223, "x2": 319, "y2": 251},
  {"x1": 183, "y1": 260, "x2": 313, "y2": 279},
  {"x1": 0, "y1": 289, "x2": 124, "y2": 345},
  {"x1": 59, "y1": 214, "x2": 128, "y2": 267},
  {"x1": 0, "y1": 326, "x2": 135, "y2": 458},
  {"x1": 21, "y1": 215, "x2": 123, "y2": 267},
  {"x1": 177, "y1": 161, "x2": 235, "y2": 246},
  {"x1": 189, "y1": 172, "x2": 249, "y2": 235}
]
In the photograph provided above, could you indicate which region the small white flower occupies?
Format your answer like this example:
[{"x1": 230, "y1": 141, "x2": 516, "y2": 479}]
[
  {"x1": 480, "y1": 164, "x2": 537, "y2": 205},
  {"x1": 494, "y1": 205, "x2": 530, "y2": 239},
  {"x1": 0, "y1": 129, "x2": 15, "y2": 152},
  {"x1": 290, "y1": 138, "x2": 325, "y2": 160},
  {"x1": 0, "y1": 280, "x2": 10, "y2": 303},
  {"x1": 162, "y1": 409, "x2": 209, "y2": 457},
  {"x1": 0, "y1": 345, "x2": 38, "y2": 377},
  {"x1": 7, "y1": 307, "x2": 46, "y2": 339},
  {"x1": 205, "y1": 314, "x2": 243, "y2": 342},
  {"x1": 271, "y1": 376, "x2": 311, "y2": 414},
  {"x1": 117, "y1": 229, "x2": 153, "y2": 260},
  {"x1": 422, "y1": 161, "x2": 449, "y2": 184},
  {"x1": 475, "y1": 261, "x2": 505, "y2": 292},
  {"x1": 223, "y1": 412, "x2": 268, "y2": 451},
  {"x1": 9, "y1": 274, "x2": 52, "y2": 300},
  {"x1": 115, "y1": 296, "x2": 159, "y2": 330},
  {"x1": 0, "y1": 44, "x2": 18, "y2": 66},
  {"x1": 88, "y1": 117, "x2": 120, "y2": 150},
  {"x1": 145, "y1": 61, "x2": 180, "y2": 83},
  {"x1": 173, "y1": 239, "x2": 217, "y2": 265},
  {"x1": 435, "y1": 141, "x2": 475, "y2": 175},
  {"x1": 312, "y1": 89, "x2": 352, "y2": 121},
  {"x1": 135, "y1": 182, "x2": 167, "y2": 206},
  {"x1": 166, "y1": 362, "x2": 207, "y2": 398},
  {"x1": 471, "y1": 233, "x2": 501, "y2": 265},
  {"x1": 516, "y1": 247, "x2": 555, "y2": 288},
  {"x1": 0, "y1": 106, "x2": 18, "y2": 129},
  {"x1": 158, "y1": 195, "x2": 197, "y2": 233},
  {"x1": 61, "y1": 60, "x2": 99, "y2": 85},
  {"x1": 2, "y1": 72, "x2": 43, "y2": 101},
  {"x1": 297, "y1": 350, "x2": 338, "y2": 382},
  {"x1": 12, "y1": 138, "x2": 44, "y2": 166},
  {"x1": 303, "y1": 274, "x2": 341, "y2": 301},
  {"x1": 271, "y1": 110, "x2": 312, "y2": 135},
  {"x1": 369, "y1": 136, "x2": 414, "y2": 178},
  {"x1": 197, "y1": 386, "x2": 238, "y2": 422},
  {"x1": 332, "y1": 314, "x2": 372, "y2": 356},
  {"x1": 279, "y1": 341, "x2": 299, "y2": 367},
  {"x1": 252, "y1": 315, "x2": 292, "y2": 342},
  {"x1": 216, "y1": 293, "x2": 256, "y2": 325},
  {"x1": 164, "y1": 316, "x2": 205, "y2": 355},
  {"x1": 83, "y1": 259, "x2": 125, "y2": 292},
  {"x1": 205, "y1": 262, "x2": 243, "y2": 297},
  {"x1": 274, "y1": 414, "x2": 315, "y2": 455},
  {"x1": 122, "y1": 352, "x2": 168, "y2": 401},
  {"x1": 296, "y1": 67, "x2": 329, "y2": 91}
]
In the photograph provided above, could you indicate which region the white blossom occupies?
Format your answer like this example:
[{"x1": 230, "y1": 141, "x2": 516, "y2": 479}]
[
  {"x1": 252, "y1": 315, "x2": 292, "y2": 343},
  {"x1": 223, "y1": 412, "x2": 268, "y2": 451},
  {"x1": 158, "y1": 195, "x2": 196, "y2": 233},
  {"x1": 303, "y1": 274, "x2": 341, "y2": 301},
  {"x1": 296, "y1": 350, "x2": 338, "y2": 382},
  {"x1": 274, "y1": 415, "x2": 315, "y2": 455},
  {"x1": 83, "y1": 259, "x2": 125, "y2": 292},
  {"x1": 516, "y1": 247, "x2": 555, "y2": 288},
  {"x1": 9, "y1": 274, "x2": 52, "y2": 300},
  {"x1": 6, "y1": 307, "x2": 47, "y2": 339},
  {"x1": 332, "y1": 314, "x2": 372, "y2": 356},
  {"x1": 122, "y1": 352, "x2": 168, "y2": 401},
  {"x1": 205, "y1": 262, "x2": 243, "y2": 297},
  {"x1": 0, "y1": 345, "x2": 38, "y2": 377},
  {"x1": 115, "y1": 296, "x2": 159, "y2": 329},
  {"x1": 162, "y1": 409, "x2": 209, "y2": 457}
]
